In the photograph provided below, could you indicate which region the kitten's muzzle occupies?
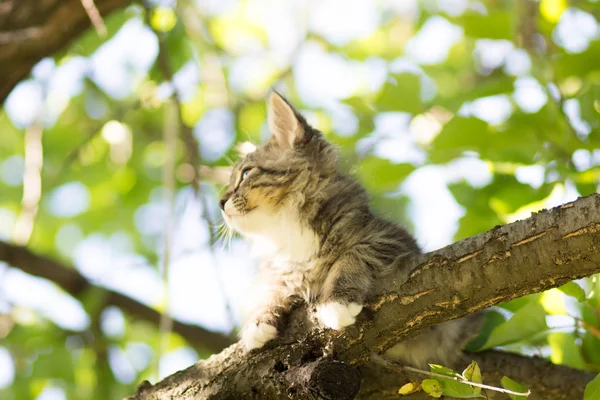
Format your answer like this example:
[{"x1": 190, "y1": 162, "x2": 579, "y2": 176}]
[{"x1": 219, "y1": 192, "x2": 231, "y2": 210}]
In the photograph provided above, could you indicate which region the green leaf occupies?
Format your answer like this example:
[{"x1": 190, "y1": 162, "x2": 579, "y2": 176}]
[
  {"x1": 462, "y1": 361, "x2": 482, "y2": 388},
  {"x1": 375, "y1": 73, "x2": 422, "y2": 114},
  {"x1": 496, "y1": 294, "x2": 541, "y2": 313},
  {"x1": 558, "y1": 281, "x2": 586, "y2": 302},
  {"x1": 342, "y1": 96, "x2": 373, "y2": 114},
  {"x1": 399, "y1": 382, "x2": 421, "y2": 395},
  {"x1": 465, "y1": 310, "x2": 506, "y2": 352},
  {"x1": 501, "y1": 376, "x2": 529, "y2": 400},
  {"x1": 547, "y1": 332, "x2": 586, "y2": 370},
  {"x1": 460, "y1": 11, "x2": 516, "y2": 40},
  {"x1": 582, "y1": 332, "x2": 600, "y2": 366},
  {"x1": 585, "y1": 374, "x2": 600, "y2": 400},
  {"x1": 421, "y1": 379, "x2": 443, "y2": 398},
  {"x1": 370, "y1": 194, "x2": 412, "y2": 228},
  {"x1": 479, "y1": 302, "x2": 548, "y2": 350},
  {"x1": 354, "y1": 156, "x2": 414, "y2": 195},
  {"x1": 434, "y1": 74, "x2": 516, "y2": 112},
  {"x1": 151, "y1": 6, "x2": 178, "y2": 32},
  {"x1": 33, "y1": 347, "x2": 75, "y2": 382},
  {"x1": 430, "y1": 117, "x2": 489, "y2": 163},
  {"x1": 440, "y1": 379, "x2": 483, "y2": 398},
  {"x1": 554, "y1": 40, "x2": 600, "y2": 80},
  {"x1": 429, "y1": 364, "x2": 461, "y2": 377}
]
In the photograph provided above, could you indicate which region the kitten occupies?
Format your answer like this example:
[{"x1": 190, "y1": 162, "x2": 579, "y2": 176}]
[{"x1": 220, "y1": 92, "x2": 480, "y2": 367}]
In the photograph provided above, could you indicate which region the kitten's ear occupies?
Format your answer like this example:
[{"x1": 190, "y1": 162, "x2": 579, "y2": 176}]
[{"x1": 267, "y1": 92, "x2": 307, "y2": 150}]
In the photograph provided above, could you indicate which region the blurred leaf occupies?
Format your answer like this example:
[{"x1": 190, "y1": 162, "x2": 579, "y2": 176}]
[
  {"x1": 465, "y1": 310, "x2": 506, "y2": 352},
  {"x1": 342, "y1": 96, "x2": 373, "y2": 114},
  {"x1": 208, "y1": 5, "x2": 267, "y2": 54},
  {"x1": 151, "y1": 7, "x2": 178, "y2": 32},
  {"x1": 237, "y1": 102, "x2": 266, "y2": 142},
  {"x1": 582, "y1": 333, "x2": 600, "y2": 367},
  {"x1": 148, "y1": 23, "x2": 195, "y2": 80},
  {"x1": 399, "y1": 382, "x2": 420, "y2": 395},
  {"x1": 181, "y1": 89, "x2": 205, "y2": 126},
  {"x1": 548, "y1": 332, "x2": 586, "y2": 370},
  {"x1": 479, "y1": 302, "x2": 548, "y2": 350},
  {"x1": 375, "y1": 73, "x2": 422, "y2": 114},
  {"x1": 431, "y1": 115, "x2": 544, "y2": 164},
  {"x1": 439, "y1": 379, "x2": 483, "y2": 398},
  {"x1": 33, "y1": 347, "x2": 75, "y2": 382},
  {"x1": 370, "y1": 194, "x2": 412, "y2": 230},
  {"x1": 462, "y1": 361, "x2": 482, "y2": 389},
  {"x1": 354, "y1": 156, "x2": 414, "y2": 195},
  {"x1": 540, "y1": 0, "x2": 567, "y2": 23},
  {"x1": 421, "y1": 379, "x2": 443, "y2": 398},
  {"x1": 430, "y1": 117, "x2": 489, "y2": 163},
  {"x1": 501, "y1": 376, "x2": 529, "y2": 400},
  {"x1": 540, "y1": 288, "x2": 567, "y2": 315},
  {"x1": 434, "y1": 74, "x2": 516, "y2": 112},
  {"x1": 559, "y1": 281, "x2": 586, "y2": 302},
  {"x1": 460, "y1": 11, "x2": 516, "y2": 40},
  {"x1": 579, "y1": 84, "x2": 600, "y2": 138},
  {"x1": 429, "y1": 364, "x2": 461, "y2": 377},
  {"x1": 555, "y1": 40, "x2": 600, "y2": 80},
  {"x1": 497, "y1": 294, "x2": 541, "y2": 313},
  {"x1": 585, "y1": 374, "x2": 600, "y2": 400}
]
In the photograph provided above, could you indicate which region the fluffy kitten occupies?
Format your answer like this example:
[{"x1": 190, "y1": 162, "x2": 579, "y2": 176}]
[{"x1": 220, "y1": 92, "x2": 479, "y2": 366}]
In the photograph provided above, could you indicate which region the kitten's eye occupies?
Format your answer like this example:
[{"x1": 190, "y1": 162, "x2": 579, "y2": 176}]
[{"x1": 241, "y1": 168, "x2": 252, "y2": 181}]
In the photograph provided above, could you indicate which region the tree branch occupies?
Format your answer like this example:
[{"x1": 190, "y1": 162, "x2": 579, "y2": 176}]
[
  {"x1": 125, "y1": 193, "x2": 600, "y2": 399},
  {"x1": 0, "y1": 241, "x2": 234, "y2": 353},
  {"x1": 0, "y1": 0, "x2": 133, "y2": 105}
]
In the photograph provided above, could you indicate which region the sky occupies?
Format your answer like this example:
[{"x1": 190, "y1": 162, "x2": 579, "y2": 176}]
[{"x1": 0, "y1": 0, "x2": 598, "y2": 396}]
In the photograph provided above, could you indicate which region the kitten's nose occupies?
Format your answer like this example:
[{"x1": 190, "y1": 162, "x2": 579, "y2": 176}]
[{"x1": 219, "y1": 193, "x2": 230, "y2": 210}]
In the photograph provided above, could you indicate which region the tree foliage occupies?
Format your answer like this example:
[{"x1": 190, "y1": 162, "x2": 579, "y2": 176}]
[{"x1": 0, "y1": 0, "x2": 599, "y2": 398}]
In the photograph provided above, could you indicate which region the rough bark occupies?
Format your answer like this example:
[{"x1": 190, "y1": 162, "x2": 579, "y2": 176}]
[
  {"x1": 0, "y1": 241, "x2": 234, "y2": 353},
  {"x1": 125, "y1": 193, "x2": 600, "y2": 399},
  {"x1": 0, "y1": 0, "x2": 133, "y2": 104}
]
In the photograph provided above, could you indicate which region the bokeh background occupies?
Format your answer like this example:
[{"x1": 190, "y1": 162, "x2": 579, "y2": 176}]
[{"x1": 1, "y1": 0, "x2": 600, "y2": 398}]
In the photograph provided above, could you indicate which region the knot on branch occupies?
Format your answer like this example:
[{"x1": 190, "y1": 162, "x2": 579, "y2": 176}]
[{"x1": 289, "y1": 360, "x2": 361, "y2": 400}]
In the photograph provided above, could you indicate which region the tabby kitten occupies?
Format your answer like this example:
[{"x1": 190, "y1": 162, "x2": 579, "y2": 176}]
[{"x1": 220, "y1": 92, "x2": 479, "y2": 367}]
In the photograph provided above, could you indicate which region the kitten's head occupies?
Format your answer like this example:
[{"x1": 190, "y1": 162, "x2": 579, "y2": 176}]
[{"x1": 219, "y1": 92, "x2": 337, "y2": 238}]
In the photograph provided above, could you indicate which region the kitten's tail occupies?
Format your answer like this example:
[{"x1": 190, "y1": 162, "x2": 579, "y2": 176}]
[{"x1": 383, "y1": 312, "x2": 484, "y2": 369}]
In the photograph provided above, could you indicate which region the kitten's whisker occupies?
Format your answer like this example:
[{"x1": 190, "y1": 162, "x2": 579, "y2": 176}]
[{"x1": 223, "y1": 155, "x2": 235, "y2": 167}]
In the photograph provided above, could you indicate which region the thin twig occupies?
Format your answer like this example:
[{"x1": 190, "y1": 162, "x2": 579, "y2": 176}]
[
  {"x1": 13, "y1": 123, "x2": 43, "y2": 245},
  {"x1": 155, "y1": 100, "x2": 177, "y2": 380},
  {"x1": 371, "y1": 353, "x2": 531, "y2": 397},
  {"x1": 80, "y1": 0, "x2": 107, "y2": 37},
  {"x1": 579, "y1": 318, "x2": 600, "y2": 340}
]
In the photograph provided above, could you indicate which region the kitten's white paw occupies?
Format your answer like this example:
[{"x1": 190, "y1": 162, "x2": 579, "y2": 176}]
[
  {"x1": 242, "y1": 322, "x2": 278, "y2": 350},
  {"x1": 316, "y1": 302, "x2": 363, "y2": 330}
]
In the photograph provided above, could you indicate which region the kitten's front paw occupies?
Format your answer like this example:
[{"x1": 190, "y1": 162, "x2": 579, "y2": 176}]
[
  {"x1": 241, "y1": 322, "x2": 278, "y2": 351},
  {"x1": 316, "y1": 302, "x2": 363, "y2": 330}
]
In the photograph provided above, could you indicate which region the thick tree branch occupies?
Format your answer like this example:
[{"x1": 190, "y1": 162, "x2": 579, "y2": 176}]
[
  {"x1": 0, "y1": 0, "x2": 133, "y2": 104},
  {"x1": 0, "y1": 241, "x2": 234, "y2": 353},
  {"x1": 126, "y1": 193, "x2": 600, "y2": 399}
]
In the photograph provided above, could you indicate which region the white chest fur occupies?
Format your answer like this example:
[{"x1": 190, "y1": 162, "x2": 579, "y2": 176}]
[
  {"x1": 250, "y1": 208, "x2": 319, "y2": 264},
  {"x1": 227, "y1": 205, "x2": 319, "y2": 264}
]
